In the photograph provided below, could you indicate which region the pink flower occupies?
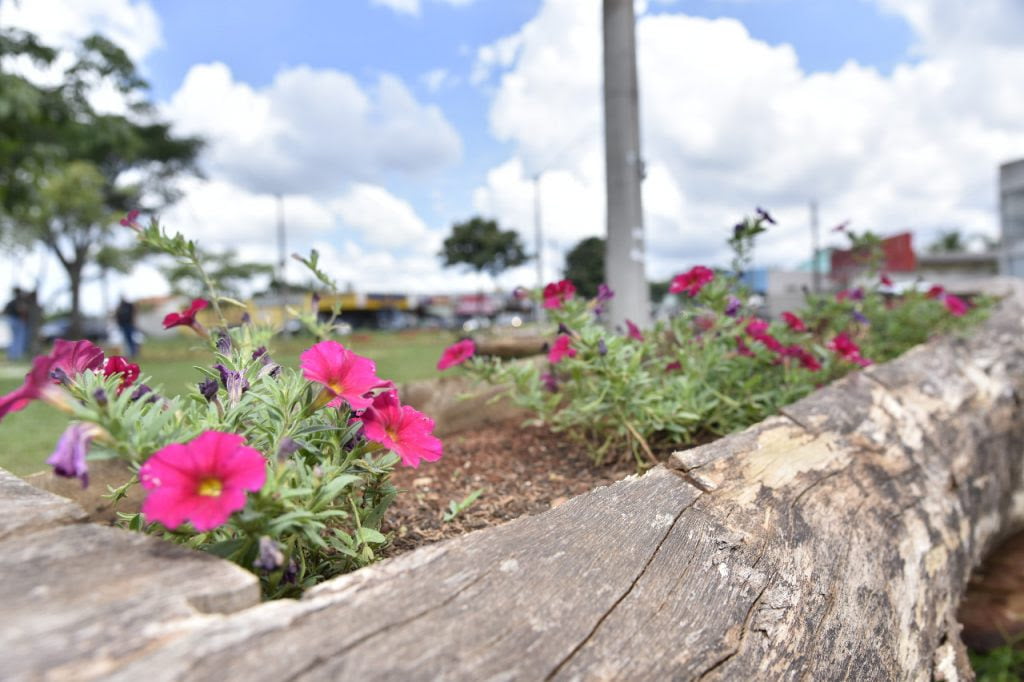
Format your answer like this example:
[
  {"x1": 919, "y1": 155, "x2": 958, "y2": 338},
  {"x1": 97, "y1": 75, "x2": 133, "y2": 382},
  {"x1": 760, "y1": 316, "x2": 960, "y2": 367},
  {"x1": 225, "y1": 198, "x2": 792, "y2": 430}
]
[
  {"x1": 163, "y1": 298, "x2": 209, "y2": 331},
  {"x1": 836, "y1": 288, "x2": 864, "y2": 302},
  {"x1": 548, "y1": 335, "x2": 577, "y2": 364},
  {"x1": 665, "y1": 361, "x2": 682, "y2": 372},
  {"x1": 880, "y1": 273, "x2": 893, "y2": 286},
  {"x1": 745, "y1": 318, "x2": 770, "y2": 337},
  {"x1": 943, "y1": 294, "x2": 969, "y2": 317},
  {"x1": 735, "y1": 336, "x2": 755, "y2": 357},
  {"x1": 139, "y1": 431, "x2": 266, "y2": 532},
  {"x1": 0, "y1": 340, "x2": 104, "y2": 423},
  {"x1": 783, "y1": 345, "x2": 822, "y2": 372},
  {"x1": 120, "y1": 210, "x2": 141, "y2": 230},
  {"x1": 542, "y1": 280, "x2": 576, "y2": 309},
  {"x1": 694, "y1": 316, "x2": 715, "y2": 332},
  {"x1": 925, "y1": 285, "x2": 945, "y2": 299},
  {"x1": 103, "y1": 356, "x2": 140, "y2": 394},
  {"x1": 669, "y1": 266, "x2": 714, "y2": 297},
  {"x1": 359, "y1": 391, "x2": 442, "y2": 468},
  {"x1": 437, "y1": 339, "x2": 475, "y2": 370},
  {"x1": 828, "y1": 332, "x2": 872, "y2": 367},
  {"x1": 47, "y1": 422, "x2": 101, "y2": 488},
  {"x1": 781, "y1": 312, "x2": 807, "y2": 332},
  {"x1": 625, "y1": 319, "x2": 644, "y2": 341},
  {"x1": 301, "y1": 340, "x2": 382, "y2": 411}
]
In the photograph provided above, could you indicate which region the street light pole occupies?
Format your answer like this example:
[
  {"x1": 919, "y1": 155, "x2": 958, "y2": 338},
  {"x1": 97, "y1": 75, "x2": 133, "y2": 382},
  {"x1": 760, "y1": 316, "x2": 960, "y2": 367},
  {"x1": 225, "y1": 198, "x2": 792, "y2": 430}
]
[{"x1": 603, "y1": 0, "x2": 649, "y2": 329}]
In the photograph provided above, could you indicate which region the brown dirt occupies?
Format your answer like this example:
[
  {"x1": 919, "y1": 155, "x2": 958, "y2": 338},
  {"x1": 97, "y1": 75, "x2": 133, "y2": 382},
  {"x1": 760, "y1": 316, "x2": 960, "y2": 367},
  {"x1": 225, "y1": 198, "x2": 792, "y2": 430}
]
[{"x1": 382, "y1": 418, "x2": 636, "y2": 557}]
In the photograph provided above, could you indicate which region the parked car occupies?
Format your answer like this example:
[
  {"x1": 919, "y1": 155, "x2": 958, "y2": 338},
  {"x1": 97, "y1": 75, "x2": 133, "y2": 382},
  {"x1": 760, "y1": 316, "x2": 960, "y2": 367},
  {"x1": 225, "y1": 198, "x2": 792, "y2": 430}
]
[{"x1": 40, "y1": 316, "x2": 110, "y2": 343}]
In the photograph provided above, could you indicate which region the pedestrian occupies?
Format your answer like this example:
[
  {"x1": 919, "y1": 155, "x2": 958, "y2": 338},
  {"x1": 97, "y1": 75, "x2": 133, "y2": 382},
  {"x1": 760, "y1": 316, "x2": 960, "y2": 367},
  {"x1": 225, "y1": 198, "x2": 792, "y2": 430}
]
[
  {"x1": 116, "y1": 296, "x2": 140, "y2": 358},
  {"x1": 3, "y1": 287, "x2": 28, "y2": 361}
]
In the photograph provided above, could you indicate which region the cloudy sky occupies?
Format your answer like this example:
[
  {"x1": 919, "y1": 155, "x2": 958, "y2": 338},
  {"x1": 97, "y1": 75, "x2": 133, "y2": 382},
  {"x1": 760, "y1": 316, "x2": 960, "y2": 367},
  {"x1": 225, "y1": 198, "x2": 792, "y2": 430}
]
[{"x1": 2, "y1": 0, "x2": 1024, "y2": 312}]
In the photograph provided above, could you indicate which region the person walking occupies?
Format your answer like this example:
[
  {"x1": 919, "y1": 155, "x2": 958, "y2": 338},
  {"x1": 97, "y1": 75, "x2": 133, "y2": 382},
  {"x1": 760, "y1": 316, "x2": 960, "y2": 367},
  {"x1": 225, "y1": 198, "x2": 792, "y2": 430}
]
[
  {"x1": 3, "y1": 287, "x2": 28, "y2": 361},
  {"x1": 115, "y1": 296, "x2": 140, "y2": 358}
]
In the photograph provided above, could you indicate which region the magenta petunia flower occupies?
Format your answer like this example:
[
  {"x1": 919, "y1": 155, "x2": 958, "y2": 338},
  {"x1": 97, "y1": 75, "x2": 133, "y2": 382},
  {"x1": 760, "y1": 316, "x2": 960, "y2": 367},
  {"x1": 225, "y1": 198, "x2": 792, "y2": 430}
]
[
  {"x1": 548, "y1": 335, "x2": 577, "y2": 364},
  {"x1": 781, "y1": 312, "x2": 807, "y2": 332},
  {"x1": 926, "y1": 285, "x2": 945, "y2": 299},
  {"x1": 665, "y1": 360, "x2": 682, "y2": 372},
  {"x1": 47, "y1": 422, "x2": 101, "y2": 488},
  {"x1": 783, "y1": 345, "x2": 822, "y2": 372},
  {"x1": 625, "y1": 319, "x2": 644, "y2": 341},
  {"x1": 880, "y1": 273, "x2": 893, "y2": 287},
  {"x1": 119, "y1": 209, "x2": 141, "y2": 229},
  {"x1": 359, "y1": 391, "x2": 442, "y2": 468},
  {"x1": 300, "y1": 340, "x2": 381, "y2": 411},
  {"x1": 542, "y1": 280, "x2": 576, "y2": 309},
  {"x1": 745, "y1": 318, "x2": 770, "y2": 337},
  {"x1": 943, "y1": 294, "x2": 969, "y2": 317},
  {"x1": 163, "y1": 298, "x2": 209, "y2": 331},
  {"x1": 669, "y1": 266, "x2": 714, "y2": 296},
  {"x1": 103, "y1": 356, "x2": 140, "y2": 394},
  {"x1": 828, "y1": 332, "x2": 872, "y2": 367},
  {"x1": 139, "y1": 431, "x2": 267, "y2": 532},
  {"x1": 735, "y1": 336, "x2": 755, "y2": 357},
  {"x1": 437, "y1": 339, "x2": 476, "y2": 370},
  {"x1": 724, "y1": 295, "x2": 741, "y2": 317},
  {"x1": 0, "y1": 339, "x2": 104, "y2": 423},
  {"x1": 596, "y1": 283, "x2": 615, "y2": 303}
]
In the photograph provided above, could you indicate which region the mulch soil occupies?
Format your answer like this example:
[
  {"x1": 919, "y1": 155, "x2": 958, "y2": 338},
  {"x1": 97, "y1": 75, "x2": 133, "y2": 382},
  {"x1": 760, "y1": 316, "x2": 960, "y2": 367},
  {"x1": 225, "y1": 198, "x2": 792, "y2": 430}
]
[{"x1": 381, "y1": 418, "x2": 637, "y2": 557}]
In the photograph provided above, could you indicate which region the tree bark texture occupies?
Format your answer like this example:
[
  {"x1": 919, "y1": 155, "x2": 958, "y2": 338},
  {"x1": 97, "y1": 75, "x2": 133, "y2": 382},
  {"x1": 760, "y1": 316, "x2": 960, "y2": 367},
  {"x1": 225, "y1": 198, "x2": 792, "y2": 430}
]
[{"x1": 4, "y1": 284, "x2": 1024, "y2": 681}]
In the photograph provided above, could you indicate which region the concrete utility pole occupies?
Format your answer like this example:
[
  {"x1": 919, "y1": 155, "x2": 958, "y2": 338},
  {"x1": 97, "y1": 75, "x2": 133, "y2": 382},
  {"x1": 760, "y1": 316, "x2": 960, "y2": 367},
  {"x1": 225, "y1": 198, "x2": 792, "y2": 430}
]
[
  {"x1": 603, "y1": 0, "x2": 649, "y2": 329},
  {"x1": 533, "y1": 172, "x2": 545, "y2": 321},
  {"x1": 810, "y1": 200, "x2": 821, "y2": 294},
  {"x1": 276, "y1": 194, "x2": 287, "y2": 297}
]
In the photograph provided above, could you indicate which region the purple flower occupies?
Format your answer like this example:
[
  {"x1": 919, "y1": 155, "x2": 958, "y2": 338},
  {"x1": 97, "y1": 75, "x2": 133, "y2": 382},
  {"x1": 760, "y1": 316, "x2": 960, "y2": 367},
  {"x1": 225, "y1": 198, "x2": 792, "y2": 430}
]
[
  {"x1": 851, "y1": 310, "x2": 869, "y2": 325},
  {"x1": 756, "y1": 207, "x2": 776, "y2": 225},
  {"x1": 47, "y1": 423, "x2": 97, "y2": 488},
  {"x1": 597, "y1": 338, "x2": 608, "y2": 356},
  {"x1": 596, "y1": 283, "x2": 614, "y2": 303},
  {"x1": 253, "y1": 536, "x2": 285, "y2": 572},
  {"x1": 240, "y1": 312, "x2": 251, "y2": 325},
  {"x1": 198, "y1": 377, "x2": 219, "y2": 402},
  {"x1": 725, "y1": 295, "x2": 741, "y2": 317},
  {"x1": 130, "y1": 384, "x2": 152, "y2": 402},
  {"x1": 252, "y1": 346, "x2": 267, "y2": 361}
]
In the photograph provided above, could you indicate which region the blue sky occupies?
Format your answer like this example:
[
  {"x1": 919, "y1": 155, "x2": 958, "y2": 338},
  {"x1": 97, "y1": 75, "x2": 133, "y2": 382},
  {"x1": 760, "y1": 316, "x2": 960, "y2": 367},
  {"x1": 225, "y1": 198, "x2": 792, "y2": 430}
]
[{"x1": 2, "y1": 0, "x2": 1024, "y2": 308}]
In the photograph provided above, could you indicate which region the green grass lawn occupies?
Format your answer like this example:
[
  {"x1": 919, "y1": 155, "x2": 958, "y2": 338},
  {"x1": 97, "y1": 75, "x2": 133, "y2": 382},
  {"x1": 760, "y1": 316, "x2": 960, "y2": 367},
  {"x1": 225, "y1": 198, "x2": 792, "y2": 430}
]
[{"x1": 0, "y1": 329, "x2": 452, "y2": 476}]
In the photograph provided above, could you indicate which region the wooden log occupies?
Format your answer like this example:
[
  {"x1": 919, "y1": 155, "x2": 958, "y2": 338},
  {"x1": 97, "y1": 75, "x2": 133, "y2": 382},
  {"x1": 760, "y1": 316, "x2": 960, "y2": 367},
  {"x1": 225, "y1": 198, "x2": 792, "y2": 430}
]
[{"x1": 7, "y1": 282, "x2": 1024, "y2": 680}]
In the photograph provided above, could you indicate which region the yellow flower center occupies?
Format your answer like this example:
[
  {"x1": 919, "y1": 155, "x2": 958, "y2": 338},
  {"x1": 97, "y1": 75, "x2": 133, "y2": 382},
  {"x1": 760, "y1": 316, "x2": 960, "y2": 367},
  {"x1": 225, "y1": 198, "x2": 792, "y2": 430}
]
[{"x1": 197, "y1": 477, "x2": 223, "y2": 497}]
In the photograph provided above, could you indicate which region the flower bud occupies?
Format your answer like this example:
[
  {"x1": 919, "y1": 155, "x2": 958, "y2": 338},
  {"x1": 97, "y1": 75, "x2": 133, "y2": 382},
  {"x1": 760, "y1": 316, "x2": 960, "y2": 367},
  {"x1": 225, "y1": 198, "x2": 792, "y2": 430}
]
[
  {"x1": 276, "y1": 437, "x2": 300, "y2": 461},
  {"x1": 253, "y1": 536, "x2": 285, "y2": 573},
  {"x1": 216, "y1": 332, "x2": 232, "y2": 355},
  {"x1": 93, "y1": 388, "x2": 108, "y2": 407},
  {"x1": 198, "y1": 377, "x2": 219, "y2": 402}
]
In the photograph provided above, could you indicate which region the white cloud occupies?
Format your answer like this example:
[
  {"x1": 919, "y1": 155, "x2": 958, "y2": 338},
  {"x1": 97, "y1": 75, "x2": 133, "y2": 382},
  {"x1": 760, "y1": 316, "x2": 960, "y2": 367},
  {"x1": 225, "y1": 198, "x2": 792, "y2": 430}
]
[
  {"x1": 371, "y1": 0, "x2": 477, "y2": 17},
  {"x1": 421, "y1": 67, "x2": 459, "y2": 92},
  {"x1": 873, "y1": 0, "x2": 1024, "y2": 52},
  {"x1": 165, "y1": 63, "x2": 462, "y2": 196},
  {"x1": 0, "y1": 0, "x2": 162, "y2": 63},
  {"x1": 470, "y1": 0, "x2": 1024, "y2": 279},
  {"x1": 329, "y1": 183, "x2": 437, "y2": 251}
]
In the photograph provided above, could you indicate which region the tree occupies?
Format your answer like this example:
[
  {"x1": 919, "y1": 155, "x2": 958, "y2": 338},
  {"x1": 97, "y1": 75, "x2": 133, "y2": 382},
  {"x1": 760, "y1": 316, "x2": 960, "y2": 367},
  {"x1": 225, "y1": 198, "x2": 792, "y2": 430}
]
[
  {"x1": 927, "y1": 230, "x2": 966, "y2": 254},
  {"x1": 564, "y1": 236, "x2": 605, "y2": 299},
  {"x1": 0, "y1": 29, "x2": 202, "y2": 337},
  {"x1": 162, "y1": 248, "x2": 275, "y2": 300},
  {"x1": 439, "y1": 217, "x2": 527, "y2": 282}
]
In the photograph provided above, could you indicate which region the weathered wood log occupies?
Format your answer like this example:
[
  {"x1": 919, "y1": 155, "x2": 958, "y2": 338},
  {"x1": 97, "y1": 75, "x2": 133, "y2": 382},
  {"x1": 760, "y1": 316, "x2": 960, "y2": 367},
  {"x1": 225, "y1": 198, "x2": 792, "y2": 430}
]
[
  {"x1": 474, "y1": 334, "x2": 548, "y2": 359},
  {"x1": 6, "y1": 281, "x2": 1024, "y2": 680}
]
